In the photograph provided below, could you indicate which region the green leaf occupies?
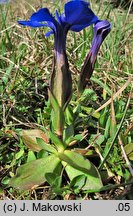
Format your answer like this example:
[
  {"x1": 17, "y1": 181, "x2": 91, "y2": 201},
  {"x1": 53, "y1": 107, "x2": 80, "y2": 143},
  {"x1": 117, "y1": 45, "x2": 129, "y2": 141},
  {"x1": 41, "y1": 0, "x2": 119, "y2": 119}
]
[
  {"x1": 9, "y1": 154, "x2": 61, "y2": 190},
  {"x1": 99, "y1": 108, "x2": 108, "y2": 127},
  {"x1": 59, "y1": 150, "x2": 103, "y2": 190},
  {"x1": 92, "y1": 112, "x2": 100, "y2": 119},
  {"x1": 66, "y1": 134, "x2": 83, "y2": 146},
  {"x1": 103, "y1": 138, "x2": 112, "y2": 157},
  {"x1": 96, "y1": 135, "x2": 105, "y2": 145},
  {"x1": 104, "y1": 117, "x2": 111, "y2": 139},
  {"x1": 129, "y1": 152, "x2": 133, "y2": 161},
  {"x1": 1, "y1": 176, "x2": 10, "y2": 185},
  {"x1": 124, "y1": 143, "x2": 133, "y2": 155},
  {"x1": 63, "y1": 124, "x2": 74, "y2": 143},
  {"x1": 27, "y1": 151, "x2": 36, "y2": 162},
  {"x1": 65, "y1": 106, "x2": 74, "y2": 125},
  {"x1": 81, "y1": 106, "x2": 93, "y2": 114},
  {"x1": 45, "y1": 171, "x2": 63, "y2": 194},
  {"x1": 37, "y1": 150, "x2": 49, "y2": 159},
  {"x1": 2, "y1": 62, "x2": 14, "y2": 86},
  {"x1": 70, "y1": 175, "x2": 87, "y2": 192},
  {"x1": 80, "y1": 89, "x2": 97, "y2": 102},
  {"x1": 22, "y1": 129, "x2": 49, "y2": 152},
  {"x1": 15, "y1": 149, "x2": 24, "y2": 160},
  {"x1": 49, "y1": 131, "x2": 65, "y2": 152},
  {"x1": 89, "y1": 134, "x2": 105, "y2": 146},
  {"x1": 36, "y1": 137, "x2": 57, "y2": 153},
  {"x1": 45, "y1": 173, "x2": 62, "y2": 189}
]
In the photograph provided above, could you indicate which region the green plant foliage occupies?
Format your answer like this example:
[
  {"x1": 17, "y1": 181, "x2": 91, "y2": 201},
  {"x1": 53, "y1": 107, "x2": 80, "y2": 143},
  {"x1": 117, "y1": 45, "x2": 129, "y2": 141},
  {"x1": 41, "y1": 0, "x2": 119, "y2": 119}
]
[
  {"x1": 70, "y1": 175, "x2": 87, "y2": 193},
  {"x1": 22, "y1": 129, "x2": 49, "y2": 152},
  {"x1": 36, "y1": 138, "x2": 57, "y2": 153},
  {"x1": 49, "y1": 131, "x2": 66, "y2": 152},
  {"x1": 9, "y1": 154, "x2": 61, "y2": 190},
  {"x1": 27, "y1": 151, "x2": 36, "y2": 162},
  {"x1": 45, "y1": 172, "x2": 62, "y2": 194},
  {"x1": 60, "y1": 150, "x2": 103, "y2": 190},
  {"x1": 124, "y1": 144, "x2": 133, "y2": 161}
]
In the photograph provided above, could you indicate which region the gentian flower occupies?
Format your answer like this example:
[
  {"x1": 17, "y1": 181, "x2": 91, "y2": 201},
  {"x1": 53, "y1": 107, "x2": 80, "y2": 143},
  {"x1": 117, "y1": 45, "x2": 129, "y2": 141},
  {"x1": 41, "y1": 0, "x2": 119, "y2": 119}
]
[
  {"x1": 18, "y1": 0, "x2": 99, "y2": 109},
  {"x1": 79, "y1": 20, "x2": 111, "y2": 92}
]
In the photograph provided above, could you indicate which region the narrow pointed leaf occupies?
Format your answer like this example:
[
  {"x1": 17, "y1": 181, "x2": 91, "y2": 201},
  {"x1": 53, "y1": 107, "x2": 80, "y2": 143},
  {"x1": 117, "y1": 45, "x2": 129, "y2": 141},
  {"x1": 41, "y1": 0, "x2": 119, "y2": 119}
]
[
  {"x1": 65, "y1": 106, "x2": 74, "y2": 125},
  {"x1": 36, "y1": 137, "x2": 57, "y2": 153},
  {"x1": 63, "y1": 124, "x2": 74, "y2": 143},
  {"x1": 49, "y1": 131, "x2": 65, "y2": 151},
  {"x1": 27, "y1": 151, "x2": 36, "y2": 163}
]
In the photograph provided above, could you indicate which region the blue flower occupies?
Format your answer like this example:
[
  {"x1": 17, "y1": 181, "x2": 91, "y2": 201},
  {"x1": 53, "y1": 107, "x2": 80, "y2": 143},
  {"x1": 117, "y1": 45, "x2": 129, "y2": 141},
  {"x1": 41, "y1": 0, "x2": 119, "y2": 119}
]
[
  {"x1": 79, "y1": 20, "x2": 111, "y2": 92},
  {"x1": 18, "y1": 1, "x2": 98, "y2": 34},
  {"x1": 18, "y1": 0, "x2": 98, "y2": 109},
  {"x1": 18, "y1": 1, "x2": 98, "y2": 50}
]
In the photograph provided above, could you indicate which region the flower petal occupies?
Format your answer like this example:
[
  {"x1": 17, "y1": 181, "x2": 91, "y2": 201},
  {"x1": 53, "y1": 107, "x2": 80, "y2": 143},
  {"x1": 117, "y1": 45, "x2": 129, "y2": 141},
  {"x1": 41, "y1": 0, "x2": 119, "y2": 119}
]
[
  {"x1": 65, "y1": 1, "x2": 98, "y2": 27},
  {"x1": 30, "y1": 8, "x2": 56, "y2": 24},
  {"x1": 91, "y1": 20, "x2": 111, "y2": 60},
  {"x1": 45, "y1": 30, "x2": 54, "y2": 37},
  {"x1": 18, "y1": 8, "x2": 57, "y2": 32},
  {"x1": 70, "y1": 17, "x2": 99, "y2": 32},
  {"x1": 56, "y1": 10, "x2": 66, "y2": 25},
  {"x1": 18, "y1": 20, "x2": 47, "y2": 28},
  {"x1": 93, "y1": 20, "x2": 111, "y2": 36}
]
